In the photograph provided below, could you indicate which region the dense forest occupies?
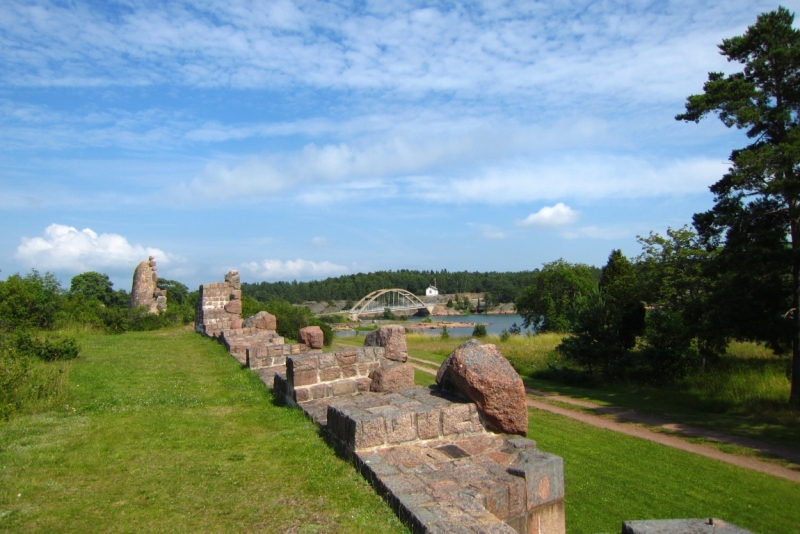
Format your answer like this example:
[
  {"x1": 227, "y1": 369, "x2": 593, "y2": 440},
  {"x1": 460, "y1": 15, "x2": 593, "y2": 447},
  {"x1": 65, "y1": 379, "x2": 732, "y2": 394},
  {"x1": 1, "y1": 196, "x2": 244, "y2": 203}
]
[{"x1": 241, "y1": 269, "x2": 601, "y2": 304}]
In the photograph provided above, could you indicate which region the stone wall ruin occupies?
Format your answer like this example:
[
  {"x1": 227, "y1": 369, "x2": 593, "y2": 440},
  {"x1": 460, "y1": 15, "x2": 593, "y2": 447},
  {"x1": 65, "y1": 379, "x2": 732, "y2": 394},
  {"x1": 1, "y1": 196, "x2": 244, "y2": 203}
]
[
  {"x1": 192, "y1": 278, "x2": 566, "y2": 534},
  {"x1": 130, "y1": 256, "x2": 166, "y2": 313}
]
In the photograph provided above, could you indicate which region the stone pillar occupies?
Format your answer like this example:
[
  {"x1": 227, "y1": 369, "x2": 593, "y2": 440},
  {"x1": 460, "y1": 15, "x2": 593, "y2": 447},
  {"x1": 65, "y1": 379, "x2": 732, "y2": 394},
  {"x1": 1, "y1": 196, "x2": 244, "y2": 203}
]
[{"x1": 130, "y1": 256, "x2": 166, "y2": 313}]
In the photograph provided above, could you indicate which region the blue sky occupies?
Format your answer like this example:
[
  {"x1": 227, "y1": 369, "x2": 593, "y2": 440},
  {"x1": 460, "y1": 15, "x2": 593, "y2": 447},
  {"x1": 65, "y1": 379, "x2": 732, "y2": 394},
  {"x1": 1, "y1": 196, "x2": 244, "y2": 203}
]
[{"x1": 1, "y1": 0, "x2": 796, "y2": 291}]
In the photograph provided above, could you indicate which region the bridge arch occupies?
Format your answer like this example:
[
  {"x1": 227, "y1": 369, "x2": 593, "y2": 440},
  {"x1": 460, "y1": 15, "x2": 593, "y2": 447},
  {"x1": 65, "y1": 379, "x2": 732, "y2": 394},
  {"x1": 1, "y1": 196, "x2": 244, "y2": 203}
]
[{"x1": 348, "y1": 288, "x2": 429, "y2": 320}]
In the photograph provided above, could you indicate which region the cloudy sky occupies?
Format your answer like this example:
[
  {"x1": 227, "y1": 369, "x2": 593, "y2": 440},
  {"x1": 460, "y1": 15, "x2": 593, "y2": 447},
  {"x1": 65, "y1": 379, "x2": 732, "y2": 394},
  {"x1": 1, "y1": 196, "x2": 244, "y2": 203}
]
[{"x1": 1, "y1": 0, "x2": 794, "y2": 291}]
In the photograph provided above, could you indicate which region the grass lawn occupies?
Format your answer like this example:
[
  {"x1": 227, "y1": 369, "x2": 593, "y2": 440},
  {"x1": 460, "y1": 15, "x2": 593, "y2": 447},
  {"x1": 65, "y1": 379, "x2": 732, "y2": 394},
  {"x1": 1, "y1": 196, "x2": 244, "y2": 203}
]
[
  {"x1": 348, "y1": 332, "x2": 798, "y2": 451},
  {"x1": 529, "y1": 408, "x2": 800, "y2": 534},
  {"x1": 0, "y1": 328, "x2": 406, "y2": 533}
]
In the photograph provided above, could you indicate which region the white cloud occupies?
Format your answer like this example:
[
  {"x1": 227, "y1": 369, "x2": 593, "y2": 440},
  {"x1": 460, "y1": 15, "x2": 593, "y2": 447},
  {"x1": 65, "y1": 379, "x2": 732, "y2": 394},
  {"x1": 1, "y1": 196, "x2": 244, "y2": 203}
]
[
  {"x1": 15, "y1": 224, "x2": 169, "y2": 272},
  {"x1": 519, "y1": 203, "x2": 579, "y2": 227},
  {"x1": 242, "y1": 258, "x2": 348, "y2": 280},
  {"x1": 310, "y1": 237, "x2": 327, "y2": 247}
]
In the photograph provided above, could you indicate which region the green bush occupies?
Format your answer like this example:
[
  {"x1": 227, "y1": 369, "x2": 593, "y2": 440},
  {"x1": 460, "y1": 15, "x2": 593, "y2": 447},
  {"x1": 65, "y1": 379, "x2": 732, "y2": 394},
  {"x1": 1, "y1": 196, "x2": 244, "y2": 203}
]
[
  {"x1": 0, "y1": 333, "x2": 67, "y2": 420},
  {"x1": 500, "y1": 329, "x2": 510, "y2": 342},
  {"x1": 0, "y1": 270, "x2": 64, "y2": 331},
  {"x1": 12, "y1": 330, "x2": 80, "y2": 361},
  {"x1": 441, "y1": 325, "x2": 450, "y2": 340},
  {"x1": 472, "y1": 324, "x2": 487, "y2": 337}
]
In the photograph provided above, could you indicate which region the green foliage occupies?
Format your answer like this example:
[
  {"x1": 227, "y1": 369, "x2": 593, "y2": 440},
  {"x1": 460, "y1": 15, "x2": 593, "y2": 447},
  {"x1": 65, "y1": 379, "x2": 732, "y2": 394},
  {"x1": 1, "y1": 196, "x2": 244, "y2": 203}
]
[
  {"x1": 0, "y1": 335, "x2": 65, "y2": 421},
  {"x1": 157, "y1": 278, "x2": 189, "y2": 305},
  {"x1": 11, "y1": 331, "x2": 80, "y2": 361},
  {"x1": 440, "y1": 325, "x2": 450, "y2": 340},
  {"x1": 515, "y1": 259, "x2": 598, "y2": 332},
  {"x1": 241, "y1": 269, "x2": 535, "y2": 304},
  {"x1": 509, "y1": 322, "x2": 521, "y2": 335},
  {"x1": 307, "y1": 319, "x2": 333, "y2": 346},
  {"x1": 557, "y1": 290, "x2": 636, "y2": 380},
  {"x1": 445, "y1": 298, "x2": 453, "y2": 308},
  {"x1": 677, "y1": 6, "x2": 800, "y2": 404},
  {"x1": 382, "y1": 307, "x2": 397, "y2": 320},
  {"x1": 640, "y1": 309, "x2": 701, "y2": 383},
  {"x1": 241, "y1": 295, "x2": 267, "y2": 319},
  {"x1": 472, "y1": 324, "x2": 487, "y2": 337},
  {"x1": 500, "y1": 329, "x2": 510, "y2": 342},
  {"x1": 317, "y1": 314, "x2": 347, "y2": 324},
  {"x1": 70, "y1": 272, "x2": 115, "y2": 306},
  {"x1": 0, "y1": 270, "x2": 64, "y2": 331},
  {"x1": 343, "y1": 299, "x2": 354, "y2": 311},
  {"x1": 264, "y1": 299, "x2": 331, "y2": 345}
]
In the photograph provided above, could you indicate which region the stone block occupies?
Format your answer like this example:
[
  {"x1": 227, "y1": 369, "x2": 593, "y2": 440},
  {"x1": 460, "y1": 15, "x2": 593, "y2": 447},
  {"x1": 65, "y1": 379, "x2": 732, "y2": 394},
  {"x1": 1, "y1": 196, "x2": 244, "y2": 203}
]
[
  {"x1": 358, "y1": 416, "x2": 387, "y2": 448},
  {"x1": 442, "y1": 403, "x2": 475, "y2": 436},
  {"x1": 341, "y1": 365, "x2": 358, "y2": 378},
  {"x1": 527, "y1": 501, "x2": 565, "y2": 534},
  {"x1": 293, "y1": 387, "x2": 310, "y2": 403},
  {"x1": 320, "y1": 367, "x2": 342, "y2": 382},
  {"x1": 331, "y1": 379, "x2": 357, "y2": 397},
  {"x1": 290, "y1": 354, "x2": 319, "y2": 372},
  {"x1": 621, "y1": 519, "x2": 753, "y2": 534},
  {"x1": 336, "y1": 350, "x2": 358, "y2": 366},
  {"x1": 299, "y1": 326, "x2": 324, "y2": 349},
  {"x1": 356, "y1": 377, "x2": 371, "y2": 392},
  {"x1": 507, "y1": 449, "x2": 564, "y2": 510},
  {"x1": 318, "y1": 353, "x2": 337, "y2": 368},
  {"x1": 224, "y1": 300, "x2": 242, "y2": 314},
  {"x1": 292, "y1": 370, "x2": 319, "y2": 387},
  {"x1": 369, "y1": 362, "x2": 416, "y2": 393},
  {"x1": 416, "y1": 408, "x2": 441, "y2": 440},
  {"x1": 310, "y1": 384, "x2": 328, "y2": 400},
  {"x1": 385, "y1": 412, "x2": 417, "y2": 444},
  {"x1": 363, "y1": 325, "x2": 408, "y2": 362}
]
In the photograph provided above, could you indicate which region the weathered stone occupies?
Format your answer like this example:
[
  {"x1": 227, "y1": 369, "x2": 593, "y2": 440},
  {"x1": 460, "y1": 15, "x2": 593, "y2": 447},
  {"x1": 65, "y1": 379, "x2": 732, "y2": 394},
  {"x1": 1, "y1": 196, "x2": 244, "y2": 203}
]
[
  {"x1": 243, "y1": 311, "x2": 277, "y2": 330},
  {"x1": 363, "y1": 325, "x2": 408, "y2": 362},
  {"x1": 369, "y1": 362, "x2": 415, "y2": 393},
  {"x1": 622, "y1": 518, "x2": 753, "y2": 534},
  {"x1": 230, "y1": 317, "x2": 243, "y2": 329},
  {"x1": 299, "y1": 326, "x2": 324, "y2": 349},
  {"x1": 225, "y1": 270, "x2": 241, "y2": 290},
  {"x1": 130, "y1": 256, "x2": 165, "y2": 313},
  {"x1": 437, "y1": 339, "x2": 528, "y2": 436},
  {"x1": 224, "y1": 299, "x2": 242, "y2": 314}
]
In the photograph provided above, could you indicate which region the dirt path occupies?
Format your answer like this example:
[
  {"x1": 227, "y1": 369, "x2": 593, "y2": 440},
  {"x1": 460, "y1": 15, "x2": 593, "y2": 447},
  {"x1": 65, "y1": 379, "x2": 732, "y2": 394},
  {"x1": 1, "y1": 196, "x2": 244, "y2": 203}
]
[{"x1": 410, "y1": 360, "x2": 800, "y2": 484}]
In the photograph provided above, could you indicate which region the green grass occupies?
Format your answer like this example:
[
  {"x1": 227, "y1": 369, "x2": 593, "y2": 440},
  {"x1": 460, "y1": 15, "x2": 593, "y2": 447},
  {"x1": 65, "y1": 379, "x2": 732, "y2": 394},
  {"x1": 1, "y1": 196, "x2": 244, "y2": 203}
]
[
  {"x1": 530, "y1": 408, "x2": 800, "y2": 534},
  {"x1": 0, "y1": 328, "x2": 406, "y2": 533},
  {"x1": 372, "y1": 332, "x2": 798, "y2": 451}
]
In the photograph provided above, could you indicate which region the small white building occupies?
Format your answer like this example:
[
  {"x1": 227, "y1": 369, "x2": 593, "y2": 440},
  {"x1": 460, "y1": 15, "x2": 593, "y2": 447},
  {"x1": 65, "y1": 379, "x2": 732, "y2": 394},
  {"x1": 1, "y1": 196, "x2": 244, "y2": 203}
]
[{"x1": 425, "y1": 282, "x2": 439, "y2": 297}]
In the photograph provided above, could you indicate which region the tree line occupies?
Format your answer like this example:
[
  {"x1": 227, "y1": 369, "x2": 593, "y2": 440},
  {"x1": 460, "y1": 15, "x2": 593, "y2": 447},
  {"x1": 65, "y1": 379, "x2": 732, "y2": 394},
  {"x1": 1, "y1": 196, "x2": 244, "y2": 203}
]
[{"x1": 241, "y1": 269, "x2": 572, "y2": 305}]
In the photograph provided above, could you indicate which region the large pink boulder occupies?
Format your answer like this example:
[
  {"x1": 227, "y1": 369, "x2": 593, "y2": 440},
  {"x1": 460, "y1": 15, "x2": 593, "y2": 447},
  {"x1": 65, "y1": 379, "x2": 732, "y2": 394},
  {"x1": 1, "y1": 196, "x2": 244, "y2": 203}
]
[
  {"x1": 299, "y1": 326, "x2": 324, "y2": 349},
  {"x1": 363, "y1": 325, "x2": 408, "y2": 362},
  {"x1": 436, "y1": 339, "x2": 528, "y2": 436},
  {"x1": 243, "y1": 311, "x2": 277, "y2": 330},
  {"x1": 369, "y1": 362, "x2": 415, "y2": 392}
]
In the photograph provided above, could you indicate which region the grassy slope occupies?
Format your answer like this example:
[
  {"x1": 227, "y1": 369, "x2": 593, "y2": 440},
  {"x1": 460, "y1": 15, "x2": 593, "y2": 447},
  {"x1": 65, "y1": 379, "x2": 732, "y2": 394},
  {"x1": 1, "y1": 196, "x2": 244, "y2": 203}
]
[
  {"x1": 530, "y1": 409, "x2": 800, "y2": 534},
  {"x1": 0, "y1": 329, "x2": 406, "y2": 533}
]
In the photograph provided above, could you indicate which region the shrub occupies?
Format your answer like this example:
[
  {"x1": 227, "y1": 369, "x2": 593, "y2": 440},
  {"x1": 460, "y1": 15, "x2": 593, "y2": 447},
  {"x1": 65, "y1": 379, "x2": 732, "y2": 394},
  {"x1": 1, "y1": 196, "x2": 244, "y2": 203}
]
[
  {"x1": 472, "y1": 324, "x2": 487, "y2": 337},
  {"x1": 441, "y1": 325, "x2": 450, "y2": 340},
  {"x1": 11, "y1": 330, "x2": 80, "y2": 361},
  {"x1": 500, "y1": 329, "x2": 510, "y2": 342},
  {"x1": 0, "y1": 270, "x2": 64, "y2": 331}
]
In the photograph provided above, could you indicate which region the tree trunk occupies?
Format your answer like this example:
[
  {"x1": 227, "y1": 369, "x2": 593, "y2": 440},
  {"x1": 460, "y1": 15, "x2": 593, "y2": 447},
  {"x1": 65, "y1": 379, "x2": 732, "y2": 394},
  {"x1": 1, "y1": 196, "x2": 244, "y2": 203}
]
[{"x1": 792, "y1": 215, "x2": 800, "y2": 407}]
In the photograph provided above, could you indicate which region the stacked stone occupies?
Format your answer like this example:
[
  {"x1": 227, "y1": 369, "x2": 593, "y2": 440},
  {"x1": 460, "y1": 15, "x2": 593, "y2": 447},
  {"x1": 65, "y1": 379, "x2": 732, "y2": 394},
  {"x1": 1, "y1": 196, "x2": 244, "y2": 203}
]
[
  {"x1": 364, "y1": 325, "x2": 415, "y2": 393},
  {"x1": 222, "y1": 328, "x2": 285, "y2": 364},
  {"x1": 194, "y1": 270, "x2": 243, "y2": 337},
  {"x1": 325, "y1": 387, "x2": 485, "y2": 452},
  {"x1": 279, "y1": 347, "x2": 385, "y2": 404},
  {"x1": 130, "y1": 256, "x2": 166, "y2": 313}
]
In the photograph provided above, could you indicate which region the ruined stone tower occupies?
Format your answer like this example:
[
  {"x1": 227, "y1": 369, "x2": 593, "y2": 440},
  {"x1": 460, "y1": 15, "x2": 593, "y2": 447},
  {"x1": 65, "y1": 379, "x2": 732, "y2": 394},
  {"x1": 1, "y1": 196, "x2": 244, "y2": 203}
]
[{"x1": 130, "y1": 256, "x2": 167, "y2": 313}]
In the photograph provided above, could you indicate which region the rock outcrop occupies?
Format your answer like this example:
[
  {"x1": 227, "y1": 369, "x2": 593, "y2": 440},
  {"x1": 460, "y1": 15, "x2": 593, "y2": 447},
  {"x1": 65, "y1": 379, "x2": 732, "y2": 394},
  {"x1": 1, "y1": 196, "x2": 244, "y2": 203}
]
[
  {"x1": 436, "y1": 339, "x2": 528, "y2": 436},
  {"x1": 130, "y1": 256, "x2": 166, "y2": 313},
  {"x1": 363, "y1": 325, "x2": 408, "y2": 362}
]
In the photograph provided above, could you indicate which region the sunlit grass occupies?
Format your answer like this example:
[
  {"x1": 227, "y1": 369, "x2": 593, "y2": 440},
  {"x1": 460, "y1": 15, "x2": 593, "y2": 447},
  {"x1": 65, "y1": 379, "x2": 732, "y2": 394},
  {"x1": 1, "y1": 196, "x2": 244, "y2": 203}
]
[{"x1": 0, "y1": 330, "x2": 406, "y2": 533}]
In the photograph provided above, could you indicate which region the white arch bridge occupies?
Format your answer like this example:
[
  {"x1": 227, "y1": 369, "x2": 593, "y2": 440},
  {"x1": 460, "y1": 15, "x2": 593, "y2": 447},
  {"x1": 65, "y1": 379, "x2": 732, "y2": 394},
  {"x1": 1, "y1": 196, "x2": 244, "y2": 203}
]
[{"x1": 348, "y1": 289, "x2": 432, "y2": 320}]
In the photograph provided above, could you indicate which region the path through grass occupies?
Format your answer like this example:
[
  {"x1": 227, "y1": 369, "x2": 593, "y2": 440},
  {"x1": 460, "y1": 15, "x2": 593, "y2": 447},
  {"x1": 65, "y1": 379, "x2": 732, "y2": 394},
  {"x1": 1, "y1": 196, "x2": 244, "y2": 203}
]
[
  {"x1": 529, "y1": 408, "x2": 800, "y2": 534},
  {"x1": 0, "y1": 329, "x2": 406, "y2": 533}
]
